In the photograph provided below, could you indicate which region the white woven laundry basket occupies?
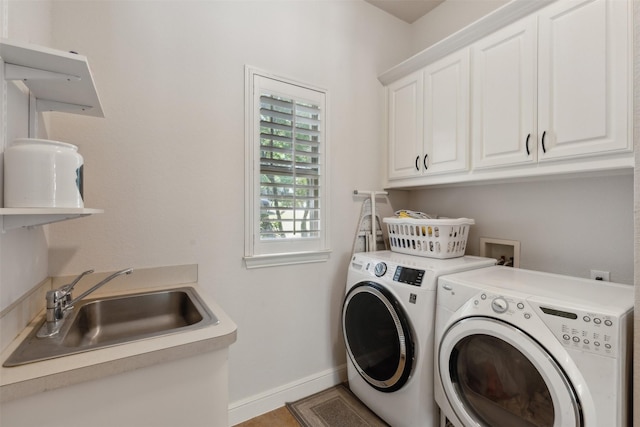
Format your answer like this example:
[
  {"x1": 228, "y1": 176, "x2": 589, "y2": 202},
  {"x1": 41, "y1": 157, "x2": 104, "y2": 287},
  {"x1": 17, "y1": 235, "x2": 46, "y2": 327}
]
[{"x1": 383, "y1": 217, "x2": 474, "y2": 259}]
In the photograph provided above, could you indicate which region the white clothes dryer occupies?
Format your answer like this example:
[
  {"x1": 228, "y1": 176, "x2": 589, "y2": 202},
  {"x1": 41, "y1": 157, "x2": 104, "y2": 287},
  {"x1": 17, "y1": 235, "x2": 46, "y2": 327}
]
[
  {"x1": 434, "y1": 266, "x2": 634, "y2": 427},
  {"x1": 342, "y1": 251, "x2": 496, "y2": 427}
]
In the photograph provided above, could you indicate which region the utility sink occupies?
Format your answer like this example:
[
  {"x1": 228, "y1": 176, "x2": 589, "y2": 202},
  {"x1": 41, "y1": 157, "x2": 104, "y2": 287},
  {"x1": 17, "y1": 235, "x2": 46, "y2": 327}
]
[{"x1": 3, "y1": 287, "x2": 219, "y2": 367}]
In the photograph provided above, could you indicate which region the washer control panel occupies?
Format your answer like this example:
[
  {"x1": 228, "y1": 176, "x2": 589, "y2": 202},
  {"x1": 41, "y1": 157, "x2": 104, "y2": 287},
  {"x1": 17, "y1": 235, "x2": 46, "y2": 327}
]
[
  {"x1": 468, "y1": 290, "x2": 621, "y2": 358},
  {"x1": 393, "y1": 266, "x2": 425, "y2": 286},
  {"x1": 360, "y1": 260, "x2": 424, "y2": 287}
]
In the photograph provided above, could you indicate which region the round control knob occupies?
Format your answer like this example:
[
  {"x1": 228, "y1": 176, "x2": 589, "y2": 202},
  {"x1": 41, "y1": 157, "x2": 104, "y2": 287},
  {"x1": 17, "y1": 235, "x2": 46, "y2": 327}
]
[
  {"x1": 491, "y1": 297, "x2": 509, "y2": 314},
  {"x1": 604, "y1": 319, "x2": 613, "y2": 326},
  {"x1": 374, "y1": 262, "x2": 387, "y2": 277},
  {"x1": 594, "y1": 318, "x2": 602, "y2": 324}
]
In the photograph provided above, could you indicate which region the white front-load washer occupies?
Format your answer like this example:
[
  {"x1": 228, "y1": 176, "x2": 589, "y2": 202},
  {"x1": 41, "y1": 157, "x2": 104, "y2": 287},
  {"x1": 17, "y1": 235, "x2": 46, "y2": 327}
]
[
  {"x1": 342, "y1": 251, "x2": 496, "y2": 427},
  {"x1": 434, "y1": 266, "x2": 634, "y2": 427}
]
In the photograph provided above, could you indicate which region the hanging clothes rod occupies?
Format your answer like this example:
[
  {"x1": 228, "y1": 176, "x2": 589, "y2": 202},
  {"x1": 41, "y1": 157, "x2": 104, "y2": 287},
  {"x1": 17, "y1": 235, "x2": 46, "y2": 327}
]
[
  {"x1": 353, "y1": 190, "x2": 388, "y2": 252},
  {"x1": 353, "y1": 190, "x2": 388, "y2": 196}
]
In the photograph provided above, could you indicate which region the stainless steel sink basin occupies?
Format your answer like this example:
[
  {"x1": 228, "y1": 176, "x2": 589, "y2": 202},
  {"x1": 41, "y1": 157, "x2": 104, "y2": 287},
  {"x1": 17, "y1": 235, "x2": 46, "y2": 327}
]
[{"x1": 3, "y1": 287, "x2": 218, "y2": 367}]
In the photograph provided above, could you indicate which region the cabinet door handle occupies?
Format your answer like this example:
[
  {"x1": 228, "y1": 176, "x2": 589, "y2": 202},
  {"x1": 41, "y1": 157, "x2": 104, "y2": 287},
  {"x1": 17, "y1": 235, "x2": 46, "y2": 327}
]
[
  {"x1": 525, "y1": 134, "x2": 530, "y2": 156},
  {"x1": 541, "y1": 131, "x2": 547, "y2": 153},
  {"x1": 423, "y1": 154, "x2": 429, "y2": 170},
  {"x1": 415, "y1": 156, "x2": 420, "y2": 171}
]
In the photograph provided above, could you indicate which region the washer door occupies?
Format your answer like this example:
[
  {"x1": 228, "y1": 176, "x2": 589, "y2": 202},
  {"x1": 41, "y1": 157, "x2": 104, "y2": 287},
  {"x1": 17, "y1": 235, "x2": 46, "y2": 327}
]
[
  {"x1": 439, "y1": 317, "x2": 582, "y2": 427},
  {"x1": 342, "y1": 281, "x2": 415, "y2": 392}
]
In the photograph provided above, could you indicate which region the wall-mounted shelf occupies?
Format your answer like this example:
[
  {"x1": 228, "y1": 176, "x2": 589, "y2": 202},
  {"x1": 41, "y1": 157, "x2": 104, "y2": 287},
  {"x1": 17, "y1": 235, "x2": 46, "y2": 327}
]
[
  {"x1": 0, "y1": 38, "x2": 104, "y2": 117},
  {"x1": 0, "y1": 208, "x2": 103, "y2": 231},
  {"x1": 1, "y1": 39, "x2": 105, "y2": 231}
]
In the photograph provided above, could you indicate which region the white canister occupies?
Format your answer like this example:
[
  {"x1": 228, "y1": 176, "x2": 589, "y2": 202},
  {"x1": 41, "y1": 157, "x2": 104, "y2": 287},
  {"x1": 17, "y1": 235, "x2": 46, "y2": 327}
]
[{"x1": 4, "y1": 138, "x2": 84, "y2": 208}]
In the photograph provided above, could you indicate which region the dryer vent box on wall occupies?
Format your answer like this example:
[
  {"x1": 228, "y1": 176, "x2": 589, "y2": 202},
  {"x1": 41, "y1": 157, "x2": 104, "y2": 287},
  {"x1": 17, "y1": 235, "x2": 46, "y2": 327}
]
[{"x1": 480, "y1": 237, "x2": 520, "y2": 268}]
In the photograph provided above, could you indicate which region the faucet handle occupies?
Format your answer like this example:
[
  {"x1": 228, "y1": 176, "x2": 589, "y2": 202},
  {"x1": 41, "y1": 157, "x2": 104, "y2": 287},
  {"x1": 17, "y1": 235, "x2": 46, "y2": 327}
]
[{"x1": 60, "y1": 269, "x2": 95, "y2": 295}]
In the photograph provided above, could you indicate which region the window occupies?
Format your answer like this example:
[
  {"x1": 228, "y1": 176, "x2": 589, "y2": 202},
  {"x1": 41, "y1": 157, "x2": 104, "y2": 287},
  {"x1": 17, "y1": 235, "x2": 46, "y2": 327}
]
[{"x1": 244, "y1": 68, "x2": 330, "y2": 268}]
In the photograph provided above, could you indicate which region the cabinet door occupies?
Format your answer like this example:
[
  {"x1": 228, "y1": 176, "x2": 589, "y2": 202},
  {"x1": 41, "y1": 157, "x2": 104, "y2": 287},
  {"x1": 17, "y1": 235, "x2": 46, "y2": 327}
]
[
  {"x1": 423, "y1": 49, "x2": 469, "y2": 175},
  {"x1": 387, "y1": 70, "x2": 423, "y2": 180},
  {"x1": 537, "y1": 0, "x2": 630, "y2": 161},
  {"x1": 471, "y1": 17, "x2": 537, "y2": 169}
]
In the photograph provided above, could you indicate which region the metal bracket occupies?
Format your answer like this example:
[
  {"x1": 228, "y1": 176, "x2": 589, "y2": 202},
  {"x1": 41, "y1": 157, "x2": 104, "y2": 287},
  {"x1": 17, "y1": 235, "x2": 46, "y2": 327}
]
[{"x1": 5, "y1": 62, "x2": 81, "y2": 82}]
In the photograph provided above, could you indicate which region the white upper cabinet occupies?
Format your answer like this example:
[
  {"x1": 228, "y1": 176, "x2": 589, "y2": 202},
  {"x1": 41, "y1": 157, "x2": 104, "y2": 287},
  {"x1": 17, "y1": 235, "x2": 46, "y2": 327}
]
[
  {"x1": 473, "y1": 0, "x2": 630, "y2": 171},
  {"x1": 387, "y1": 50, "x2": 469, "y2": 181},
  {"x1": 537, "y1": 0, "x2": 630, "y2": 160},
  {"x1": 471, "y1": 17, "x2": 537, "y2": 169},
  {"x1": 423, "y1": 49, "x2": 469, "y2": 175},
  {"x1": 387, "y1": 70, "x2": 423, "y2": 180},
  {"x1": 381, "y1": 0, "x2": 632, "y2": 188}
]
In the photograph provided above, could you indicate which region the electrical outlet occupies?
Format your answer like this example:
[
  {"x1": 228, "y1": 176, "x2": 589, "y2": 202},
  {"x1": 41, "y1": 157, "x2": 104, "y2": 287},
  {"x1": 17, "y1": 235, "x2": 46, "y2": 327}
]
[{"x1": 590, "y1": 270, "x2": 610, "y2": 281}]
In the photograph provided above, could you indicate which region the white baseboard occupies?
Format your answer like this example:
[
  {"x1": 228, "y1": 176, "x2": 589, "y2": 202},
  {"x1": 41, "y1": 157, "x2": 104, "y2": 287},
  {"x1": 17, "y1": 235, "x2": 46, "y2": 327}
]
[{"x1": 228, "y1": 364, "x2": 347, "y2": 426}]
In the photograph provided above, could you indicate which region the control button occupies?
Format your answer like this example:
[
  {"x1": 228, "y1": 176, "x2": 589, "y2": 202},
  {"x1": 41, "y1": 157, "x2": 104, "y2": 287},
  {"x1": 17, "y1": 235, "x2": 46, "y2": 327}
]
[
  {"x1": 594, "y1": 341, "x2": 601, "y2": 347},
  {"x1": 562, "y1": 334, "x2": 570, "y2": 341},
  {"x1": 604, "y1": 319, "x2": 613, "y2": 326},
  {"x1": 605, "y1": 343, "x2": 612, "y2": 349},
  {"x1": 583, "y1": 339, "x2": 590, "y2": 344},
  {"x1": 517, "y1": 302, "x2": 525, "y2": 310},
  {"x1": 481, "y1": 294, "x2": 487, "y2": 300},
  {"x1": 374, "y1": 262, "x2": 387, "y2": 277},
  {"x1": 572, "y1": 336, "x2": 580, "y2": 343},
  {"x1": 594, "y1": 318, "x2": 602, "y2": 324},
  {"x1": 491, "y1": 297, "x2": 509, "y2": 314},
  {"x1": 474, "y1": 300, "x2": 479, "y2": 306},
  {"x1": 583, "y1": 316, "x2": 591, "y2": 322},
  {"x1": 524, "y1": 313, "x2": 531, "y2": 319}
]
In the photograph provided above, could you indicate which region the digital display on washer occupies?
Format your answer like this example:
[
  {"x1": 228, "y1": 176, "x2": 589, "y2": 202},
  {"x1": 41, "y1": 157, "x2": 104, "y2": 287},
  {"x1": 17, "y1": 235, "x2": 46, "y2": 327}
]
[
  {"x1": 540, "y1": 306, "x2": 578, "y2": 320},
  {"x1": 393, "y1": 267, "x2": 425, "y2": 286}
]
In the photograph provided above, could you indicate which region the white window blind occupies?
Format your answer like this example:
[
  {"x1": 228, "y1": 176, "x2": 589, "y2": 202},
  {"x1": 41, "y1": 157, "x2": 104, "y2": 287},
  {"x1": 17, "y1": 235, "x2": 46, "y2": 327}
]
[
  {"x1": 260, "y1": 93, "x2": 322, "y2": 240},
  {"x1": 245, "y1": 69, "x2": 330, "y2": 268}
]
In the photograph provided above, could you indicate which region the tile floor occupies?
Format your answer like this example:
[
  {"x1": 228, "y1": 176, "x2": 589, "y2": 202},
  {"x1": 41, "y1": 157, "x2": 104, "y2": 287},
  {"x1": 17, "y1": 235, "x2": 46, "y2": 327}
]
[{"x1": 234, "y1": 406, "x2": 300, "y2": 427}]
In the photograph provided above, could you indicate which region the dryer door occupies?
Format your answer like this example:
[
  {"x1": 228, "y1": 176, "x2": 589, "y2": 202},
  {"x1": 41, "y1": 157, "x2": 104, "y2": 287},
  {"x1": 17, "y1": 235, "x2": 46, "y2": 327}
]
[
  {"x1": 439, "y1": 317, "x2": 581, "y2": 427},
  {"x1": 342, "y1": 281, "x2": 415, "y2": 392}
]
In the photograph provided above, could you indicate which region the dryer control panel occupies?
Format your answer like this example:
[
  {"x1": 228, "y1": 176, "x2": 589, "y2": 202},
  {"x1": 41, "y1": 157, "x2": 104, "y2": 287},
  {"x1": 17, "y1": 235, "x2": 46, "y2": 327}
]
[
  {"x1": 535, "y1": 304, "x2": 622, "y2": 358},
  {"x1": 467, "y1": 289, "x2": 624, "y2": 359}
]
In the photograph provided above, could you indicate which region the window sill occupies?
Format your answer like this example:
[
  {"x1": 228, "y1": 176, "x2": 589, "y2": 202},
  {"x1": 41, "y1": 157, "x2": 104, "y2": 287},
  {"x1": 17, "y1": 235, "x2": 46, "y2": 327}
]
[{"x1": 244, "y1": 250, "x2": 331, "y2": 269}]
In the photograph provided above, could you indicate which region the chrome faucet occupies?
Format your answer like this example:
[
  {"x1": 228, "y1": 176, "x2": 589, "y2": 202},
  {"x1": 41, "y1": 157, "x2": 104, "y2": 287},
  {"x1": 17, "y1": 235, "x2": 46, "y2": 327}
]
[{"x1": 37, "y1": 268, "x2": 133, "y2": 338}]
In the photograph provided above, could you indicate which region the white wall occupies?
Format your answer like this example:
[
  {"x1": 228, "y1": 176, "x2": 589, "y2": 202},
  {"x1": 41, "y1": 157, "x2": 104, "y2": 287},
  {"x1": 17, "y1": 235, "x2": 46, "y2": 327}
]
[
  {"x1": 632, "y1": 0, "x2": 639, "y2": 420},
  {"x1": 0, "y1": 1, "x2": 53, "y2": 314},
  {"x1": 41, "y1": 0, "x2": 410, "y2": 420},
  {"x1": 405, "y1": 173, "x2": 634, "y2": 284},
  {"x1": 410, "y1": 0, "x2": 509, "y2": 54}
]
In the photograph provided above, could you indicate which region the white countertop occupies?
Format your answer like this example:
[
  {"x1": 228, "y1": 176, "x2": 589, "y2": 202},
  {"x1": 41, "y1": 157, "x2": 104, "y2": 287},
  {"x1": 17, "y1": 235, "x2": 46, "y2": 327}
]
[{"x1": 0, "y1": 265, "x2": 237, "y2": 403}]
